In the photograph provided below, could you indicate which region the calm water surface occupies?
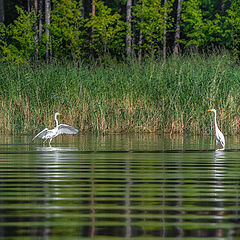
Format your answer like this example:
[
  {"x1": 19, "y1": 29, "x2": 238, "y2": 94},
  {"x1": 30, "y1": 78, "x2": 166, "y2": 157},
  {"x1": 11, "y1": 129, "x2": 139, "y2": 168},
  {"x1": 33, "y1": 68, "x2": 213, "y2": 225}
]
[{"x1": 0, "y1": 134, "x2": 240, "y2": 239}]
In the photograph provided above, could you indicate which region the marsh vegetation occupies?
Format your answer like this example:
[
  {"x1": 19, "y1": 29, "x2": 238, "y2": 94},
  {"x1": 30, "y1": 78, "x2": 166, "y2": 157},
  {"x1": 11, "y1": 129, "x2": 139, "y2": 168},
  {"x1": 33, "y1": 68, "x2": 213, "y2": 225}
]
[{"x1": 1, "y1": 51, "x2": 240, "y2": 135}]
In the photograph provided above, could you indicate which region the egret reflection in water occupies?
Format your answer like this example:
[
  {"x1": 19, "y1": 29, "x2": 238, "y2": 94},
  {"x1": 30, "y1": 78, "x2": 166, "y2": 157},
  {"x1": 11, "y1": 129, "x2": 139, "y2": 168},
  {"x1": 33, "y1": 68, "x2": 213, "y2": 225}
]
[
  {"x1": 211, "y1": 149, "x2": 232, "y2": 238},
  {"x1": 36, "y1": 146, "x2": 78, "y2": 152}
]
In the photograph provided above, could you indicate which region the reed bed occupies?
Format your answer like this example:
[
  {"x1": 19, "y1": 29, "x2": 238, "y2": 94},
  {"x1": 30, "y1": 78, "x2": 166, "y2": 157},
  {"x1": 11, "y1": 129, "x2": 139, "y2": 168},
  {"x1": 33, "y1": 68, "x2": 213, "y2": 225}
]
[{"x1": 1, "y1": 51, "x2": 240, "y2": 135}]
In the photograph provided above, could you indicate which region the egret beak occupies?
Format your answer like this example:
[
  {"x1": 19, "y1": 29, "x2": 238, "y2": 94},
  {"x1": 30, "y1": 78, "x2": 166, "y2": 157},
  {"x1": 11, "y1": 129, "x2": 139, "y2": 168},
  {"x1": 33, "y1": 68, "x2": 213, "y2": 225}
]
[
  {"x1": 208, "y1": 109, "x2": 212, "y2": 112},
  {"x1": 59, "y1": 113, "x2": 62, "y2": 116}
]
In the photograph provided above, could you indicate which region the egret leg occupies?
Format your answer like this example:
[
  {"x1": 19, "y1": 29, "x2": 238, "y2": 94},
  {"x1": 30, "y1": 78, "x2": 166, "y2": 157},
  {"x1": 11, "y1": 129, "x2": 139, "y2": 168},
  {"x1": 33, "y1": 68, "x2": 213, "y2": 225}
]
[{"x1": 49, "y1": 138, "x2": 52, "y2": 147}]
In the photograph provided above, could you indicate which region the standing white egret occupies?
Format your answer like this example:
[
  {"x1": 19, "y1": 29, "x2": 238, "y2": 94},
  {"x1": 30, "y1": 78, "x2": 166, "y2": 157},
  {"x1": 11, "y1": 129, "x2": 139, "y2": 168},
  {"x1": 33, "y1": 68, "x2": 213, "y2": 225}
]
[
  {"x1": 208, "y1": 109, "x2": 225, "y2": 151},
  {"x1": 32, "y1": 112, "x2": 78, "y2": 146}
]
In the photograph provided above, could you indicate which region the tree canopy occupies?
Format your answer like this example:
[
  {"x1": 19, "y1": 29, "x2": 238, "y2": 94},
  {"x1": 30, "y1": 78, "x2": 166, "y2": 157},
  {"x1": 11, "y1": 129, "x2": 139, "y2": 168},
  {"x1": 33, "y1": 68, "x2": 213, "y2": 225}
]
[{"x1": 0, "y1": 0, "x2": 238, "y2": 63}]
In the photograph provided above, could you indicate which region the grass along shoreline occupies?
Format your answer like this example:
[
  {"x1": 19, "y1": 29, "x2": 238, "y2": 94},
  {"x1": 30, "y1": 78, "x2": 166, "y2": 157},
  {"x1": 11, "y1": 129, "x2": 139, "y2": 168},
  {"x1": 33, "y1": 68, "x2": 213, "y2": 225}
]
[{"x1": 1, "y1": 52, "x2": 240, "y2": 135}]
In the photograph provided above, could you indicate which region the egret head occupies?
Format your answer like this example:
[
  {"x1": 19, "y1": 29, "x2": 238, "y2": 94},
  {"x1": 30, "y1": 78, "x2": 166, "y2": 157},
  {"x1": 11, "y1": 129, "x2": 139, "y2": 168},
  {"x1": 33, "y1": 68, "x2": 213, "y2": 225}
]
[
  {"x1": 55, "y1": 112, "x2": 62, "y2": 117},
  {"x1": 208, "y1": 109, "x2": 216, "y2": 113}
]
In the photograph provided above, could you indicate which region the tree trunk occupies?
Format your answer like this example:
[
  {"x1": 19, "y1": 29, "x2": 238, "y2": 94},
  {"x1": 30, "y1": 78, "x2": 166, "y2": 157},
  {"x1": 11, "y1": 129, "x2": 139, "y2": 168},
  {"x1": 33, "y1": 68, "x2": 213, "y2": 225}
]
[
  {"x1": 173, "y1": 0, "x2": 182, "y2": 56},
  {"x1": 34, "y1": 0, "x2": 38, "y2": 12},
  {"x1": 80, "y1": 0, "x2": 84, "y2": 17},
  {"x1": 45, "y1": 0, "x2": 51, "y2": 61},
  {"x1": 131, "y1": 0, "x2": 137, "y2": 56},
  {"x1": 39, "y1": 0, "x2": 43, "y2": 42},
  {"x1": 221, "y1": 0, "x2": 225, "y2": 14},
  {"x1": 91, "y1": 0, "x2": 95, "y2": 57},
  {"x1": 34, "y1": 0, "x2": 39, "y2": 61},
  {"x1": 92, "y1": 0, "x2": 95, "y2": 16},
  {"x1": 0, "y1": 0, "x2": 4, "y2": 23},
  {"x1": 163, "y1": 0, "x2": 167, "y2": 61},
  {"x1": 138, "y1": 0, "x2": 143, "y2": 62},
  {"x1": 126, "y1": 0, "x2": 132, "y2": 60},
  {"x1": 138, "y1": 29, "x2": 143, "y2": 62},
  {"x1": 28, "y1": 0, "x2": 31, "y2": 12}
]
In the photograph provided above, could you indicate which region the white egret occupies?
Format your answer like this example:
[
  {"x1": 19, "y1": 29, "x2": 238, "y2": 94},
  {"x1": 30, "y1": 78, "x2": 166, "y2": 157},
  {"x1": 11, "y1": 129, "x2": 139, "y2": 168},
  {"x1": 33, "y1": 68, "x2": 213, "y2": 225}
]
[
  {"x1": 32, "y1": 113, "x2": 78, "y2": 146},
  {"x1": 208, "y1": 109, "x2": 225, "y2": 151}
]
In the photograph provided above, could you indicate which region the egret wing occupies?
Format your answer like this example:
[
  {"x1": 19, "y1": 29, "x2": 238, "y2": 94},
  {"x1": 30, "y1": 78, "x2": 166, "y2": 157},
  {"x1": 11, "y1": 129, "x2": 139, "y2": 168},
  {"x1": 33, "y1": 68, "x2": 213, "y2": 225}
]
[
  {"x1": 217, "y1": 130, "x2": 225, "y2": 148},
  {"x1": 57, "y1": 124, "x2": 78, "y2": 135},
  {"x1": 32, "y1": 128, "x2": 49, "y2": 141}
]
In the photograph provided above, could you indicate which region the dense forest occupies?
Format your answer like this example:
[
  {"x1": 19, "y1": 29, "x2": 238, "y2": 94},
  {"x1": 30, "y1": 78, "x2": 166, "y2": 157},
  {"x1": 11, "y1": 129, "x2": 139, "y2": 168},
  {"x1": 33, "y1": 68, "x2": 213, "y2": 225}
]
[{"x1": 0, "y1": 0, "x2": 240, "y2": 63}]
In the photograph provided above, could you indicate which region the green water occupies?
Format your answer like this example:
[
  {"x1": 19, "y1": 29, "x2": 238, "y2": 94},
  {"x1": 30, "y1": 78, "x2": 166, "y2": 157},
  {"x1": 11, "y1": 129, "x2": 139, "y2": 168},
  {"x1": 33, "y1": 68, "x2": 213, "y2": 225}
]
[{"x1": 0, "y1": 134, "x2": 240, "y2": 239}]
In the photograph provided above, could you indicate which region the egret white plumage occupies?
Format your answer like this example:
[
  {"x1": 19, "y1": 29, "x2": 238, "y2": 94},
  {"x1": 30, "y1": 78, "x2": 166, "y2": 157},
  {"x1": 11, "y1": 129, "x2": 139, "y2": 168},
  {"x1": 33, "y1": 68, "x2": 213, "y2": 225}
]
[
  {"x1": 32, "y1": 113, "x2": 78, "y2": 146},
  {"x1": 208, "y1": 109, "x2": 225, "y2": 151}
]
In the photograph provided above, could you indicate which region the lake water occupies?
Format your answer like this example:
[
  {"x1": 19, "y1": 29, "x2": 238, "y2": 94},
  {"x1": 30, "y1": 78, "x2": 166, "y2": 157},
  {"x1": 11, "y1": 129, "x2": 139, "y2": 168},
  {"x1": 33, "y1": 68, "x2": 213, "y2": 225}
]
[{"x1": 0, "y1": 134, "x2": 240, "y2": 239}]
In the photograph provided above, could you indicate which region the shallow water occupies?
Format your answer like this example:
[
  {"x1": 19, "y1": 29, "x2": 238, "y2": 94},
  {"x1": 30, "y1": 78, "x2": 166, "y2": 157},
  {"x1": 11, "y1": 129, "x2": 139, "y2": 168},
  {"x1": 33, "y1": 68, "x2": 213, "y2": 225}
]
[{"x1": 0, "y1": 134, "x2": 240, "y2": 239}]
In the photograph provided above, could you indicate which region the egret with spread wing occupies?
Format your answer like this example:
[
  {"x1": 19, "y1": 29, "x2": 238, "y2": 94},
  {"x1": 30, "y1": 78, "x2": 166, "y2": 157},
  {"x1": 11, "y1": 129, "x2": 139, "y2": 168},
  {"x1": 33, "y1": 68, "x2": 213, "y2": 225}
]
[
  {"x1": 32, "y1": 113, "x2": 78, "y2": 146},
  {"x1": 208, "y1": 109, "x2": 225, "y2": 151}
]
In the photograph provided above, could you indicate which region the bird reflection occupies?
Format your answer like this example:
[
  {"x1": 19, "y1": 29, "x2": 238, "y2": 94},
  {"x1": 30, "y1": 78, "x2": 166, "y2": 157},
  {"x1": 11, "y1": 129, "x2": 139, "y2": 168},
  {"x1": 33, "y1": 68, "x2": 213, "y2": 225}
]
[
  {"x1": 214, "y1": 149, "x2": 225, "y2": 162},
  {"x1": 36, "y1": 146, "x2": 78, "y2": 152},
  {"x1": 32, "y1": 145, "x2": 79, "y2": 238},
  {"x1": 213, "y1": 150, "x2": 225, "y2": 180},
  {"x1": 212, "y1": 149, "x2": 226, "y2": 238}
]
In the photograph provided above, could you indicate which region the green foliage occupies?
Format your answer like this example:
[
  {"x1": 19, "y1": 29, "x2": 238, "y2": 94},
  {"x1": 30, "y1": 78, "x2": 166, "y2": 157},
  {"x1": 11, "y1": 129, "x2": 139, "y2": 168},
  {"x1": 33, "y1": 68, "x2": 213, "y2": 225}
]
[
  {"x1": 0, "y1": 23, "x2": 7, "y2": 60},
  {"x1": 85, "y1": 0, "x2": 127, "y2": 56},
  {"x1": 203, "y1": 14, "x2": 224, "y2": 45},
  {"x1": 181, "y1": 0, "x2": 205, "y2": 48},
  {"x1": 0, "y1": 22, "x2": 6, "y2": 45},
  {"x1": 51, "y1": 0, "x2": 87, "y2": 60},
  {"x1": 224, "y1": 0, "x2": 240, "y2": 60},
  {"x1": 133, "y1": 0, "x2": 173, "y2": 54},
  {"x1": 0, "y1": 6, "x2": 36, "y2": 64},
  {"x1": 181, "y1": 0, "x2": 224, "y2": 49},
  {"x1": 0, "y1": 0, "x2": 240, "y2": 62}
]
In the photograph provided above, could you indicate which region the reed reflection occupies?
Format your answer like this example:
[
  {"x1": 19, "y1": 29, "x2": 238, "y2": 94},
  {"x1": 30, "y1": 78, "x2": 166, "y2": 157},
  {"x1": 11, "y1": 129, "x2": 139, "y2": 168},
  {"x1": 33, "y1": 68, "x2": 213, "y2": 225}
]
[{"x1": 124, "y1": 157, "x2": 133, "y2": 238}]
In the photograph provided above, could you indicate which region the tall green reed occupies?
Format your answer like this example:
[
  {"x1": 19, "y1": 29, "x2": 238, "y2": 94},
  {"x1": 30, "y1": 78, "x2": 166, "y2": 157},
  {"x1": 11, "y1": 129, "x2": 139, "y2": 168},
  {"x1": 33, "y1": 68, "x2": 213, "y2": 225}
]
[{"x1": 0, "y1": 51, "x2": 240, "y2": 135}]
